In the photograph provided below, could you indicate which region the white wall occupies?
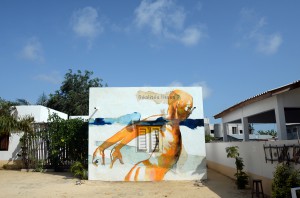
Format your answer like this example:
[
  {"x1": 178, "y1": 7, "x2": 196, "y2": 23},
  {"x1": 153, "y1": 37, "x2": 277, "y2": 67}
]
[
  {"x1": 16, "y1": 105, "x2": 68, "y2": 122},
  {"x1": 0, "y1": 134, "x2": 21, "y2": 161},
  {"x1": 207, "y1": 141, "x2": 273, "y2": 179},
  {"x1": 281, "y1": 88, "x2": 300, "y2": 107},
  {"x1": 89, "y1": 87, "x2": 206, "y2": 181},
  {"x1": 69, "y1": 115, "x2": 89, "y2": 121},
  {"x1": 206, "y1": 140, "x2": 300, "y2": 196},
  {"x1": 222, "y1": 96, "x2": 276, "y2": 123}
]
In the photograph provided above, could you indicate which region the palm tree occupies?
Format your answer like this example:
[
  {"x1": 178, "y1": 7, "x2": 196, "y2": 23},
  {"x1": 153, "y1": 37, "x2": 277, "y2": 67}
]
[{"x1": 0, "y1": 98, "x2": 34, "y2": 138}]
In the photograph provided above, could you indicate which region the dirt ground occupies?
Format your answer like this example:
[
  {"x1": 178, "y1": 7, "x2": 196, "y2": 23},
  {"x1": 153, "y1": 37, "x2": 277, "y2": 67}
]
[{"x1": 0, "y1": 168, "x2": 253, "y2": 198}]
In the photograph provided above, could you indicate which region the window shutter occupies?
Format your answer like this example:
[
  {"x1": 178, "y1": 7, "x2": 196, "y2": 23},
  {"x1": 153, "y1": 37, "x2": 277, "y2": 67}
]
[
  {"x1": 150, "y1": 127, "x2": 160, "y2": 152},
  {"x1": 137, "y1": 127, "x2": 147, "y2": 152}
]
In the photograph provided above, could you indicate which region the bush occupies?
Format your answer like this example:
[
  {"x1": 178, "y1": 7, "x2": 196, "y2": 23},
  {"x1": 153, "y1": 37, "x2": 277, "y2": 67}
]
[
  {"x1": 47, "y1": 114, "x2": 88, "y2": 170},
  {"x1": 272, "y1": 163, "x2": 300, "y2": 198},
  {"x1": 205, "y1": 135, "x2": 214, "y2": 143},
  {"x1": 70, "y1": 161, "x2": 88, "y2": 180}
]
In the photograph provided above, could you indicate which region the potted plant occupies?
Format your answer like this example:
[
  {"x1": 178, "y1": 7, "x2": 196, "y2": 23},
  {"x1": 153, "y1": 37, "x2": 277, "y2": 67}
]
[{"x1": 226, "y1": 146, "x2": 249, "y2": 189}]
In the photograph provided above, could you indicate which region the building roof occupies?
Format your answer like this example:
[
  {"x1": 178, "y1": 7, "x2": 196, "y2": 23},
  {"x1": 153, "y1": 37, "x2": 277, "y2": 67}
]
[{"x1": 214, "y1": 80, "x2": 300, "y2": 119}]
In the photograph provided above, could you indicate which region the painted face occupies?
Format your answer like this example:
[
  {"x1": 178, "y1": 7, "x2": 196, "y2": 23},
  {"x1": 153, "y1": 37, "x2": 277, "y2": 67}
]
[{"x1": 176, "y1": 99, "x2": 194, "y2": 121}]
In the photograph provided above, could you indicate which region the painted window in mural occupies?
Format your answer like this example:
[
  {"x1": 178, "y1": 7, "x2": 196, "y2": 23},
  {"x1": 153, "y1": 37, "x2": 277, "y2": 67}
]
[
  {"x1": 137, "y1": 126, "x2": 147, "y2": 152},
  {"x1": 137, "y1": 126, "x2": 161, "y2": 153},
  {"x1": 89, "y1": 87, "x2": 206, "y2": 181},
  {"x1": 150, "y1": 127, "x2": 160, "y2": 152}
]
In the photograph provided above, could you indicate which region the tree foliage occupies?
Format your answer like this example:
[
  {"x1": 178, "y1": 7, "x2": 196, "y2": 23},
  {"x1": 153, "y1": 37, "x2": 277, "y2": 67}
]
[
  {"x1": 257, "y1": 129, "x2": 277, "y2": 137},
  {"x1": 272, "y1": 164, "x2": 300, "y2": 198},
  {"x1": 47, "y1": 69, "x2": 104, "y2": 116},
  {"x1": 47, "y1": 114, "x2": 88, "y2": 169},
  {"x1": 225, "y1": 146, "x2": 249, "y2": 189},
  {"x1": 0, "y1": 98, "x2": 34, "y2": 136},
  {"x1": 36, "y1": 92, "x2": 48, "y2": 106}
]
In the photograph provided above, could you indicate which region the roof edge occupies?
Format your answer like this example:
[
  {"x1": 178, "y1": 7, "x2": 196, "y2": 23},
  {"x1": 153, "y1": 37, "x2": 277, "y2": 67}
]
[{"x1": 214, "y1": 80, "x2": 300, "y2": 119}]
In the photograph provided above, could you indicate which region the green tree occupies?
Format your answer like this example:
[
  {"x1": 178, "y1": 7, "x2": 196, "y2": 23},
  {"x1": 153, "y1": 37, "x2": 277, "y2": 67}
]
[
  {"x1": 0, "y1": 97, "x2": 34, "y2": 136},
  {"x1": 249, "y1": 123, "x2": 254, "y2": 134},
  {"x1": 16, "y1": 98, "x2": 31, "y2": 105},
  {"x1": 47, "y1": 69, "x2": 105, "y2": 116},
  {"x1": 257, "y1": 129, "x2": 277, "y2": 137},
  {"x1": 225, "y1": 146, "x2": 249, "y2": 189},
  {"x1": 47, "y1": 114, "x2": 88, "y2": 170},
  {"x1": 36, "y1": 92, "x2": 48, "y2": 106}
]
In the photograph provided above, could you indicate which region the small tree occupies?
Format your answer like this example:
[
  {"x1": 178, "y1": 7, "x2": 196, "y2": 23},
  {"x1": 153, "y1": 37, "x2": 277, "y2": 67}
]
[
  {"x1": 47, "y1": 69, "x2": 105, "y2": 116},
  {"x1": 0, "y1": 98, "x2": 34, "y2": 136},
  {"x1": 226, "y1": 146, "x2": 249, "y2": 189}
]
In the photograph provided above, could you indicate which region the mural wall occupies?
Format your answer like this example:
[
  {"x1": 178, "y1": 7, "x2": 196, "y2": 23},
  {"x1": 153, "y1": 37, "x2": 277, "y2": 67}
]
[{"x1": 88, "y1": 87, "x2": 206, "y2": 181}]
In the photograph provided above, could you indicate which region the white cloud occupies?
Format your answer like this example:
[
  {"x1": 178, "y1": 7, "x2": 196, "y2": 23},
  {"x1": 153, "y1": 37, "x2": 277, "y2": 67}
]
[
  {"x1": 134, "y1": 0, "x2": 205, "y2": 46},
  {"x1": 168, "y1": 81, "x2": 212, "y2": 99},
  {"x1": 71, "y1": 6, "x2": 103, "y2": 47},
  {"x1": 35, "y1": 71, "x2": 62, "y2": 85},
  {"x1": 257, "y1": 33, "x2": 282, "y2": 55},
  {"x1": 20, "y1": 37, "x2": 44, "y2": 62},
  {"x1": 237, "y1": 8, "x2": 282, "y2": 55},
  {"x1": 180, "y1": 27, "x2": 202, "y2": 46},
  {"x1": 191, "y1": 81, "x2": 212, "y2": 99},
  {"x1": 168, "y1": 81, "x2": 184, "y2": 87}
]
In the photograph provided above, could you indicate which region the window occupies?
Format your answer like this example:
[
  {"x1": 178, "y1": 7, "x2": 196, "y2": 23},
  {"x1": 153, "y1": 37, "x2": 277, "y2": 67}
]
[
  {"x1": 137, "y1": 126, "x2": 161, "y2": 153},
  {"x1": 239, "y1": 130, "x2": 243, "y2": 134},
  {"x1": 150, "y1": 127, "x2": 160, "y2": 152},
  {"x1": 232, "y1": 127, "x2": 237, "y2": 134},
  {"x1": 0, "y1": 134, "x2": 9, "y2": 151},
  {"x1": 137, "y1": 127, "x2": 147, "y2": 152}
]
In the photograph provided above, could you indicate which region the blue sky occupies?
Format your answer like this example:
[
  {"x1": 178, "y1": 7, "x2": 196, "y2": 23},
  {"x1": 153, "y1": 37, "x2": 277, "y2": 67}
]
[{"x1": 1, "y1": 0, "x2": 300, "y2": 126}]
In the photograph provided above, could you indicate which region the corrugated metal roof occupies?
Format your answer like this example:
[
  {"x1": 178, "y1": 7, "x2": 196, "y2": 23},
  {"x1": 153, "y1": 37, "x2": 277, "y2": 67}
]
[{"x1": 214, "y1": 80, "x2": 300, "y2": 119}]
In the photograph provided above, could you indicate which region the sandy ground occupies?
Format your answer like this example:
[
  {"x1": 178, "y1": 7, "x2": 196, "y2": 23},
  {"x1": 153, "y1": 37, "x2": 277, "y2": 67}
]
[{"x1": 0, "y1": 169, "x2": 252, "y2": 198}]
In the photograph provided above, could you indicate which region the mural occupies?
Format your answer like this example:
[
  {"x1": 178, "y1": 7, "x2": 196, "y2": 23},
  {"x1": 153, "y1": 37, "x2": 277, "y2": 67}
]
[{"x1": 89, "y1": 87, "x2": 206, "y2": 181}]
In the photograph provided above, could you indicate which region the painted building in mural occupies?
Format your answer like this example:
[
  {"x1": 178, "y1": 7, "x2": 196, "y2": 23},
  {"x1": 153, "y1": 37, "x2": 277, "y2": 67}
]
[{"x1": 88, "y1": 87, "x2": 206, "y2": 181}]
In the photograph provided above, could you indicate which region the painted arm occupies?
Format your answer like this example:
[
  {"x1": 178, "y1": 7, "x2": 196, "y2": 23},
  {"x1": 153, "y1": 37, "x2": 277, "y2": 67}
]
[{"x1": 93, "y1": 114, "x2": 165, "y2": 168}]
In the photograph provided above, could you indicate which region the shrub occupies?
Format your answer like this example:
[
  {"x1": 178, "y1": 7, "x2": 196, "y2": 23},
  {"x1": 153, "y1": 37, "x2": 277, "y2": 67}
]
[
  {"x1": 70, "y1": 161, "x2": 88, "y2": 180},
  {"x1": 272, "y1": 163, "x2": 300, "y2": 198}
]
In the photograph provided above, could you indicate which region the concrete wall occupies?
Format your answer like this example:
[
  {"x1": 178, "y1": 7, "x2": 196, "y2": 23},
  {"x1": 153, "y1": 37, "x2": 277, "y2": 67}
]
[
  {"x1": 0, "y1": 134, "x2": 22, "y2": 168},
  {"x1": 206, "y1": 140, "x2": 300, "y2": 196},
  {"x1": 281, "y1": 88, "x2": 300, "y2": 107},
  {"x1": 222, "y1": 96, "x2": 276, "y2": 123},
  {"x1": 16, "y1": 105, "x2": 68, "y2": 122}
]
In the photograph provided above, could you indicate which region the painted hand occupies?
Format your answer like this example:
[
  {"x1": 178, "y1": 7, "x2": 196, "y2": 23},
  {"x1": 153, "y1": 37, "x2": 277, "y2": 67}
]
[
  {"x1": 92, "y1": 146, "x2": 105, "y2": 167},
  {"x1": 110, "y1": 148, "x2": 124, "y2": 168}
]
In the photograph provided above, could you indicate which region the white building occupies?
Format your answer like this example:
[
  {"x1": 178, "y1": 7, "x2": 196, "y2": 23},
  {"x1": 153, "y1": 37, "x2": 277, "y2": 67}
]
[
  {"x1": 0, "y1": 105, "x2": 67, "y2": 168},
  {"x1": 214, "y1": 80, "x2": 300, "y2": 141},
  {"x1": 206, "y1": 80, "x2": 300, "y2": 196}
]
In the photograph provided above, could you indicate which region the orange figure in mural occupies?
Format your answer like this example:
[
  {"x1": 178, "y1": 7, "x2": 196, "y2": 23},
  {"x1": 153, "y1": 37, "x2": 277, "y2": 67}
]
[{"x1": 92, "y1": 89, "x2": 195, "y2": 181}]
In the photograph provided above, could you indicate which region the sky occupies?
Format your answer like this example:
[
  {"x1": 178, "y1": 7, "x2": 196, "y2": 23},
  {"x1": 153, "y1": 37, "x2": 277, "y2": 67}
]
[{"x1": 0, "y1": 0, "x2": 300, "y2": 127}]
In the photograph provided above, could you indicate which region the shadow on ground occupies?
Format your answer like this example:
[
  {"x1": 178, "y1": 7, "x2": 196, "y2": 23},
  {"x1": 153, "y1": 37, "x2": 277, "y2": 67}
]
[{"x1": 203, "y1": 169, "x2": 253, "y2": 198}]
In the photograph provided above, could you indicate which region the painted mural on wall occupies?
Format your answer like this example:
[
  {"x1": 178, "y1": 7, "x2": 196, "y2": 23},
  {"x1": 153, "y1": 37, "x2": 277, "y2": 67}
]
[{"x1": 88, "y1": 87, "x2": 206, "y2": 181}]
